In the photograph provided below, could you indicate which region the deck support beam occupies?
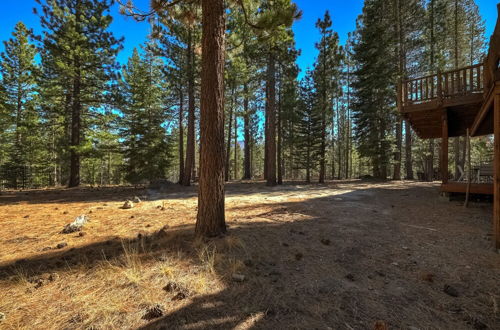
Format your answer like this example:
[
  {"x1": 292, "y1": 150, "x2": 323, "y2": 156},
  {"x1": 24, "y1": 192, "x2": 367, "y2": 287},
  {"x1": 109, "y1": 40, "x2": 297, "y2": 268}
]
[
  {"x1": 494, "y1": 94, "x2": 500, "y2": 251},
  {"x1": 441, "y1": 108, "x2": 448, "y2": 184}
]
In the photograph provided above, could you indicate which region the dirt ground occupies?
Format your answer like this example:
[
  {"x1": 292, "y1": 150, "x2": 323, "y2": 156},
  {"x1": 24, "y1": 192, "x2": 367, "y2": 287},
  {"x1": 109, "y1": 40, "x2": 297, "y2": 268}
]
[{"x1": 0, "y1": 180, "x2": 499, "y2": 329}]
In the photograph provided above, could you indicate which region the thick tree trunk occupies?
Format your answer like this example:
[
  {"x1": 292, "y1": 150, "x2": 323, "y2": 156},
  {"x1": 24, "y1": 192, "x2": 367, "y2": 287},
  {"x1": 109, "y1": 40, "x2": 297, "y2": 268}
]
[
  {"x1": 195, "y1": 0, "x2": 226, "y2": 237},
  {"x1": 182, "y1": 29, "x2": 196, "y2": 186},
  {"x1": 265, "y1": 51, "x2": 277, "y2": 186},
  {"x1": 243, "y1": 83, "x2": 251, "y2": 180},
  {"x1": 405, "y1": 120, "x2": 413, "y2": 179},
  {"x1": 178, "y1": 89, "x2": 184, "y2": 183},
  {"x1": 69, "y1": 69, "x2": 81, "y2": 188}
]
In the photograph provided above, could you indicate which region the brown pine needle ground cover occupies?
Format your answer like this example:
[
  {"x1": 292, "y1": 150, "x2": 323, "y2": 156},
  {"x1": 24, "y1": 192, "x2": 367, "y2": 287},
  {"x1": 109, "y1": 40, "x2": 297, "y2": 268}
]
[{"x1": 0, "y1": 181, "x2": 499, "y2": 329}]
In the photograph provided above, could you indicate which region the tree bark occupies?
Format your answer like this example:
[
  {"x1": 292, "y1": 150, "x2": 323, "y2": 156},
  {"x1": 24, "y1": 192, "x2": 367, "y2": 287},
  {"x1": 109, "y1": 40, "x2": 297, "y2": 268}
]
[
  {"x1": 277, "y1": 69, "x2": 283, "y2": 184},
  {"x1": 195, "y1": 0, "x2": 226, "y2": 237},
  {"x1": 178, "y1": 88, "x2": 184, "y2": 183},
  {"x1": 69, "y1": 67, "x2": 81, "y2": 188},
  {"x1": 225, "y1": 85, "x2": 234, "y2": 181},
  {"x1": 234, "y1": 111, "x2": 238, "y2": 180},
  {"x1": 243, "y1": 83, "x2": 251, "y2": 179},
  {"x1": 182, "y1": 28, "x2": 196, "y2": 186},
  {"x1": 265, "y1": 51, "x2": 277, "y2": 186}
]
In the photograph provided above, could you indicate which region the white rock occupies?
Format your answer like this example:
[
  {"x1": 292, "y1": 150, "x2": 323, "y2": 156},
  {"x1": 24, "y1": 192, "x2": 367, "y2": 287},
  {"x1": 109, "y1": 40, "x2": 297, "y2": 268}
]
[
  {"x1": 122, "y1": 201, "x2": 134, "y2": 209},
  {"x1": 62, "y1": 215, "x2": 89, "y2": 233}
]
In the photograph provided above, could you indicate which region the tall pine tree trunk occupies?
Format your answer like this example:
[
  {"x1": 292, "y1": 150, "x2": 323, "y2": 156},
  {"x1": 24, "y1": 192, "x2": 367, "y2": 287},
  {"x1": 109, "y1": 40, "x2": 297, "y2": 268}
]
[
  {"x1": 234, "y1": 113, "x2": 238, "y2": 180},
  {"x1": 69, "y1": 68, "x2": 81, "y2": 188},
  {"x1": 265, "y1": 51, "x2": 277, "y2": 186},
  {"x1": 195, "y1": 0, "x2": 226, "y2": 237},
  {"x1": 243, "y1": 83, "x2": 251, "y2": 179},
  {"x1": 178, "y1": 88, "x2": 184, "y2": 183},
  {"x1": 225, "y1": 85, "x2": 234, "y2": 181},
  {"x1": 277, "y1": 72, "x2": 283, "y2": 184},
  {"x1": 182, "y1": 29, "x2": 195, "y2": 186}
]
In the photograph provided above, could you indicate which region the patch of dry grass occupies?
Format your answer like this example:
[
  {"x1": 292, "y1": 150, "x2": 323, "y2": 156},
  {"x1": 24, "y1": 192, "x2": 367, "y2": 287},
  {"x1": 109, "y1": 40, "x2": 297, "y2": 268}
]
[{"x1": 0, "y1": 182, "x2": 499, "y2": 329}]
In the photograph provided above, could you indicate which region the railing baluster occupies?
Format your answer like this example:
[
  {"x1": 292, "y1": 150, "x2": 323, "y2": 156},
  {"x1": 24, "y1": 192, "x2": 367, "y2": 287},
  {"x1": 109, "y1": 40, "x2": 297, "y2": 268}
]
[{"x1": 469, "y1": 69, "x2": 474, "y2": 93}]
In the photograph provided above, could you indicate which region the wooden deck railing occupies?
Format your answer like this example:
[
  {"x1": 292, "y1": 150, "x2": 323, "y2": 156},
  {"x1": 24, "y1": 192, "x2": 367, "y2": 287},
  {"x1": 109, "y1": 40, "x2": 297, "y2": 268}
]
[{"x1": 401, "y1": 63, "x2": 484, "y2": 107}]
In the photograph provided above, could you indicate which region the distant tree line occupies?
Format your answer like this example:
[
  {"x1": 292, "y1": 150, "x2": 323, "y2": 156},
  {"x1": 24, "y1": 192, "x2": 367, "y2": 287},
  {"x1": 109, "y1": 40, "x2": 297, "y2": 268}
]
[{"x1": 0, "y1": 0, "x2": 491, "y2": 190}]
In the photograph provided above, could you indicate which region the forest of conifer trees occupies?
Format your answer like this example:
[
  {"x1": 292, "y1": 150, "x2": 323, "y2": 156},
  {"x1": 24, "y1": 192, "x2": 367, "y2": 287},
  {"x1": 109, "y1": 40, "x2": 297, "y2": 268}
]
[{"x1": 0, "y1": 0, "x2": 490, "y2": 190}]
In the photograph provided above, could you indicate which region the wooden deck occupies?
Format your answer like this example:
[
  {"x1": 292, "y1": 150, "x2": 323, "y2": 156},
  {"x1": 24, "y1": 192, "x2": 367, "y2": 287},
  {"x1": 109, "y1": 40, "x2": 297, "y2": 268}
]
[
  {"x1": 399, "y1": 64, "x2": 485, "y2": 138},
  {"x1": 441, "y1": 183, "x2": 493, "y2": 195}
]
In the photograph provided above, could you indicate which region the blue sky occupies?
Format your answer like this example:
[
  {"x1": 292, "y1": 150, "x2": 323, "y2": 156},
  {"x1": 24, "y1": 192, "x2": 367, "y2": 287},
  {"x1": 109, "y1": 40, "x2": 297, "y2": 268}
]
[{"x1": 0, "y1": 0, "x2": 497, "y2": 73}]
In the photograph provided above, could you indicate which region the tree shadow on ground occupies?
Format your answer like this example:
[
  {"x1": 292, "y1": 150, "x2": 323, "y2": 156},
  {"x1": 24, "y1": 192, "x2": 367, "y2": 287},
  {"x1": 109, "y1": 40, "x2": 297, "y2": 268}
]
[{"x1": 0, "y1": 184, "x2": 498, "y2": 329}]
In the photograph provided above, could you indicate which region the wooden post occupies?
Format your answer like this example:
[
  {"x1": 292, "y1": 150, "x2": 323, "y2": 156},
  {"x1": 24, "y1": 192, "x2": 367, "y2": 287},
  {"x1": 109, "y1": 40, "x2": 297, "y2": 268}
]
[
  {"x1": 441, "y1": 108, "x2": 448, "y2": 184},
  {"x1": 494, "y1": 94, "x2": 500, "y2": 251}
]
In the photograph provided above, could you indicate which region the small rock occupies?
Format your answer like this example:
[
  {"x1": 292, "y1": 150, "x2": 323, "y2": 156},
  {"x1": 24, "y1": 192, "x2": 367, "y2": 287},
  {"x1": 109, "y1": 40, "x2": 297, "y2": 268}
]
[
  {"x1": 402, "y1": 246, "x2": 409, "y2": 250},
  {"x1": 78, "y1": 232, "x2": 86, "y2": 237},
  {"x1": 243, "y1": 259, "x2": 253, "y2": 267},
  {"x1": 56, "y1": 242, "x2": 68, "y2": 249},
  {"x1": 24, "y1": 215, "x2": 29, "y2": 219},
  {"x1": 443, "y1": 284, "x2": 459, "y2": 297},
  {"x1": 62, "y1": 215, "x2": 89, "y2": 234},
  {"x1": 232, "y1": 273, "x2": 246, "y2": 282},
  {"x1": 42, "y1": 247, "x2": 52, "y2": 251},
  {"x1": 391, "y1": 262, "x2": 399, "y2": 266},
  {"x1": 130, "y1": 215, "x2": 135, "y2": 219},
  {"x1": 142, "y1": 304, "x2": 164, "y2": 320},
  {"x1": 282, "y1": 242, "x2": 289, "y2": 247},
  {"x1": 122, "y1": 201, "x2": 134, "y2": 209},
  {"x1": 63, "y1": 211, "x2": 69, "y2": 215},
  {"x1": 133, "y1": 196, "x2": 142, "y2": 203},
  {"x1": 320, "y1": 238, "x2": 331, "y2": 246},
  {"x1": 295, "y1": 253, "x2": 303, "y2": 261},
  {"x1": 345, "y1": 274, "x2": 355, "y2": 281},
  {"x1": 0, "y1": 312, "x2": 5, "y2": 322}
]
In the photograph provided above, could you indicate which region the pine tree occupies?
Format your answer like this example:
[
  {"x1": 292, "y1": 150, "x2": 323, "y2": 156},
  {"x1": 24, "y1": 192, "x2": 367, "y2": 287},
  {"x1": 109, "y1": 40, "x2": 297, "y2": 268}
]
[
  {"x1": 294, "y1": 71, "x2": 322, "y2": 182},
  {"x1": 313, "y1": 11, "x2": 342, "y2": 183},
  {"x1": 0, "y1": 22, "x2": 42, "y2": 187},
  {"x1": 36, "y1": 0, "x2": 123, "y2": 187},
  {"x1": 119, "y1": 47, "x2": 172, "y2": 183},
  {"x1": 352, "y1": 0, "x2": 396, "y2": 179}
]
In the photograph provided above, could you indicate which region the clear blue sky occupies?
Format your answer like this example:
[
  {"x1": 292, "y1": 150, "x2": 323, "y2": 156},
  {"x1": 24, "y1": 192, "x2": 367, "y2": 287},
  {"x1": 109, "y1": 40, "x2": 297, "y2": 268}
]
[{"x1": 0, "y1": 0, "x2": 497, "y2": 73}]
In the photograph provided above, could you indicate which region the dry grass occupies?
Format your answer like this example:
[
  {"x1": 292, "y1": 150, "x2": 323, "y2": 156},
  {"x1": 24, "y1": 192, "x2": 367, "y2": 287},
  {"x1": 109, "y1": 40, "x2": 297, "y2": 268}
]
[{"x1": 0, "y1": 181, "x2": 499, "y2": 329}]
